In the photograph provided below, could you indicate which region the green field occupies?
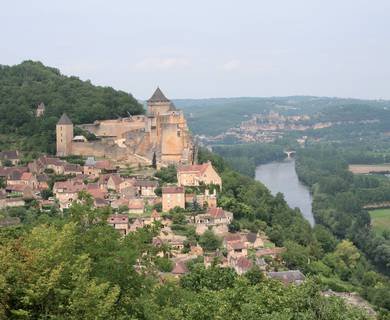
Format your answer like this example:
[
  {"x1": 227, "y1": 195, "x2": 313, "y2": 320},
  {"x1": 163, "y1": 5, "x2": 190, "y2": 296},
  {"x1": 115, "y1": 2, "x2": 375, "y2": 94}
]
[{"x1": 369, "y1": 208, "x2": 390, "y2": 235}]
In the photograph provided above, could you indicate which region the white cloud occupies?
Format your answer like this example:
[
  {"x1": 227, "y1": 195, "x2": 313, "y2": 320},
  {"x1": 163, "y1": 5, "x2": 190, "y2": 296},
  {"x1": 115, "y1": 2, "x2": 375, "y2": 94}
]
[
  {"x1": 134, "y1": 57, "x2": 190, "y2": 70},
  {"x1": 222, "y1": 59, "x2": 241, "y2": 71}
]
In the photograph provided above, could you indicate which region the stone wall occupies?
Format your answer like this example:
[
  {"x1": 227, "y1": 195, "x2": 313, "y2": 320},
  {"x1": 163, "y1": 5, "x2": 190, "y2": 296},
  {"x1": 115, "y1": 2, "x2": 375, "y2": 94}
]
[{"x1": 79, "y1": 116, "x2": 147, "y2": 138}]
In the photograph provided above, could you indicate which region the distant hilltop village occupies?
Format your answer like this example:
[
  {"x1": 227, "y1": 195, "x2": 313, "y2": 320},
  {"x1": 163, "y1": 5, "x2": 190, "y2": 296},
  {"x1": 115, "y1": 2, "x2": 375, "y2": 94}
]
[{"x1": 56, "y1": 88, "x2": 196, "y2": 166}]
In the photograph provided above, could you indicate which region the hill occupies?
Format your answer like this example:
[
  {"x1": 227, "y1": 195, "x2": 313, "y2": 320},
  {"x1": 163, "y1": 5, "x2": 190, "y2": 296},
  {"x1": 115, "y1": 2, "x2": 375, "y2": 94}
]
[
  {"x1": 0, "y1": 61, "x2": 143, "y2": 153},
  {"x1": 174, "y1": 97, "x2": 390, "y2": 136}
]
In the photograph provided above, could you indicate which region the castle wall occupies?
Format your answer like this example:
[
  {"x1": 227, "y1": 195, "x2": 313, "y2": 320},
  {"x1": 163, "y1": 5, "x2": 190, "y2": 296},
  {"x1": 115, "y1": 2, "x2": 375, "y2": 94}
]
[
  {"x1": 161, "y1": 123, "x2": 184, "y2": 161},
  {"x1": 79, "y1": 116, "x2": 147, "y2": 138}
]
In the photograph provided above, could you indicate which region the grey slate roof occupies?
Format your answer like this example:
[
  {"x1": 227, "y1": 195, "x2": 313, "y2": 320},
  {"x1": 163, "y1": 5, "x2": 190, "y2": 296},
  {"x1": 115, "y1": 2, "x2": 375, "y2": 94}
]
[
  {"x1": 267, "y1": 270, "x2": 305, "y2": 284},
  {"x1": 57, "y1": 113, "x2": 73, "y2": 125},
  {"x1": 147, "y1": 87, "x2": 170, "y2": 103}
]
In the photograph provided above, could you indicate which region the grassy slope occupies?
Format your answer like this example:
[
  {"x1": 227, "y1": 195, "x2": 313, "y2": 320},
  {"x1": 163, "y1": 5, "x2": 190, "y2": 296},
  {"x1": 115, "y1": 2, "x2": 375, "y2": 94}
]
[{"x1": 369, "y1": 208, "x2": 390, "y2": 235}]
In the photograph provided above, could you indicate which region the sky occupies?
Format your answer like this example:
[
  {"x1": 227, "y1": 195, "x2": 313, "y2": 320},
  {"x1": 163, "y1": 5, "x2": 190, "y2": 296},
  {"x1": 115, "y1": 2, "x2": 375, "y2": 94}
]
[{"x1": 1, "y1": 0, "x2": 390, "y2": 100}]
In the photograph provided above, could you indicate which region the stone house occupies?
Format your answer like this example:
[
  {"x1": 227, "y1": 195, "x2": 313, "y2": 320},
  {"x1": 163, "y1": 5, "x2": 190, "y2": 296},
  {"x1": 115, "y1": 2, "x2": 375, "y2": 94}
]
[
  {"x1": 0, "y1": 151, "x2": 20, "y2": 166},
  {"x1": 171, "y1": 261, "x2": 189, "y2": 276},
  {"x1": 128, "y1": 198, "x2": 145, "y2": 214},
  {"x1": 0, "y1": 197, "x2": 25, "y2": 209},
  {"x1": 107, "y1": 214, "x2": 129, "y2": 236},
  {"x1": 185, "y1": 189, "x2": 217, "y2": 209},
  {"x1": 134, "y1": 180, "x2": 158, "y2": 197},
  {"x1": 230, "y1": 256, "x2": 253, "y2": 275},
  {"x1": 63, "y1": 164, "x2": 83, "y2": 175},
  {"x1": 53, "y1": 181, "x2": 85, "y2": 210},
  {"x1": 177, "y1": 161, "x2": 222, "y2": 188},
  {"x1": 162, "y1": 186, "x2": 185, "y2": 212},
  {"x1": 267, "y1": 270, "x2": 305, "y2": 285},
  {"x1": 195, "y1": 207, "x2": 233, "y2": 235},
  {"x1": 5, "y1": 184, "x2": 35, "y2": 199},
  {"x1": 106, "y1": 175, "x2": 123, "y2": 191},
  {"x1": 29, "y1": 156, "x2": 66, "y2": 174}
]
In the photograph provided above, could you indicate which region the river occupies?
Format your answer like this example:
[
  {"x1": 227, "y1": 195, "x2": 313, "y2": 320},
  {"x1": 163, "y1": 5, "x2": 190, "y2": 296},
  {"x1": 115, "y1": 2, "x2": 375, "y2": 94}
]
[{"x1": 255, "y1": 159, "x2": 315, "y2": 226}]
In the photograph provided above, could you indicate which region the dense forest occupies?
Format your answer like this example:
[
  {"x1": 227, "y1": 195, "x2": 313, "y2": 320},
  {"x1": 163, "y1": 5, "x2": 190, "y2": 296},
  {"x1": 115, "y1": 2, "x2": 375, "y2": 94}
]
[
  {"x1": 0, "y1": 61, "x2": 143, "y2": 153},
  {"x1": 1, "y1": 149, "x2": 387, "y2": 318}
]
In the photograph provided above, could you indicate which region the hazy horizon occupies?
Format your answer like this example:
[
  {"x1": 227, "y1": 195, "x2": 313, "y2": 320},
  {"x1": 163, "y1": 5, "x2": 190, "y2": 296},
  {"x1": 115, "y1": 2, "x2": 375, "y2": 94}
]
[{"x1": 1, "y1": 0, "x2": 390, "y2": 100}]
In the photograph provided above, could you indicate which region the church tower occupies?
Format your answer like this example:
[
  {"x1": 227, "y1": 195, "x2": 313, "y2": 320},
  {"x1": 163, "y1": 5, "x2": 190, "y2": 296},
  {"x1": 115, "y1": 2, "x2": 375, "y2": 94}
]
[{"x1": 56, "y1": 113, "x2": 73, "y2": 156}]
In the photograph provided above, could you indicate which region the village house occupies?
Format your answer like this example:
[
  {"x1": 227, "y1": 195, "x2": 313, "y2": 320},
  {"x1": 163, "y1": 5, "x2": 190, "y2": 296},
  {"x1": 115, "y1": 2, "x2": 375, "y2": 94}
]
[
  {"x1": 171, "y1": 261, "x2": 189, "y2": 276},
  {"x1": 194, "y1": 207, "x2": 233, "y2": 234},
  {"x1": 151, "y1": 209, "x2": 161, "y2": 222},
  {"x1": 29, "y1": 156, "x2": 66, "y2": 175},
  {"x1": 0, "y1": 151, "x2": 20, "y2": 166},
  {"x1": 129, "y1": 218, "x2": 144, "y2": 232},
  {"x1": 230, "y1": 256, "x2": 253, "y2": 275},
  {"x1": 107, "y1": 214, "x2": 130, "y2": 236},
  {"x1": 6, "y1": 171, "x2": 38, "y2": 190},
  {"x1": 162, "y1": 186, "x2": 185, "y2": 212},
  {"x1": 63, "y1": 164, "x2": 83, "y2": 175},
  {"x1": 106, "y1": 174, "x2": 123, "y2": 192},
  {"x1": 53, "y1": 180, "x2": 86, "y2": 210},
  {"x1": 128, "y1": 198, "x2": 145, "y2": 214},
  {"x1": 186, "y1": 189, "x2": 217, "y2": 209},
  {"x1": 153, "y1": 234, "x2": 186, "y2": 254},
  {"x1": 267, "y1": 270, "x2": 305, "y2": 285},
  {"x1": 177, "y1": 161, "x2": 222, "y2": 188},
  {"x1": 83, "y1": 157, "x2": 115, "y2": 177},
  {"x1": 134, "y1": 180, "x2": 158, "y2": 197},
  {"x1": 0, "y1": 197, "x2": 25, "y2": 209},
  {"x1": 5, "y1": 184, "x2": 35, "y2": 199}
]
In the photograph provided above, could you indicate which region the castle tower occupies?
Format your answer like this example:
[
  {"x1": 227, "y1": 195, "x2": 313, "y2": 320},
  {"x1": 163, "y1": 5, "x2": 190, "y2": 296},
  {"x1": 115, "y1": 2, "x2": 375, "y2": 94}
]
[
  {"x1": 56, "y1": 113, "x2": 73, "y2": 156},
  {"x1": 36, "y1": 102, "x2": 45, "y2": 117},
  {"x1": 147, "y1": 87, "x2": 175, "y2": 115}
]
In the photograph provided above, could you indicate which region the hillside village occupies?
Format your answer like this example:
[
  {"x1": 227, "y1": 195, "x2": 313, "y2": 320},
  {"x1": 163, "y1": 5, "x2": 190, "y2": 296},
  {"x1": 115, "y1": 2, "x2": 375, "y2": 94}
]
[
  {"x1": 0, "y1": 148, "x2": 305, "y2": 282},
  {"x1": 0, "y1": 89, "x2": 306, "y2": 285}
]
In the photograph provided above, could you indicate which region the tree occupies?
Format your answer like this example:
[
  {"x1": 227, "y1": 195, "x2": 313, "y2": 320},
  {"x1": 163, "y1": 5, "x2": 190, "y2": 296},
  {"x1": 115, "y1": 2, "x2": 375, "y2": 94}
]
[
  {"x1": 154, "y1": 165, "x2": 177, "y2": 183},
  {"x1": 198, "y1": 230, "x2": 221, "y2": 252},
  {"x1": 152, "y1": 152, "x2": 157, "y2": 169},
  {"x1": 228, "y1": 220, "x2": 240, "y2": 233}
]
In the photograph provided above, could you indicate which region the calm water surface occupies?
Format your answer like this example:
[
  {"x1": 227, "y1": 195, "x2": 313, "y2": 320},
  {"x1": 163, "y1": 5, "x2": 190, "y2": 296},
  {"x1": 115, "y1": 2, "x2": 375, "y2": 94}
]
[{"x1": 255, "y1": 159, "x2": 315, "y2": 226}]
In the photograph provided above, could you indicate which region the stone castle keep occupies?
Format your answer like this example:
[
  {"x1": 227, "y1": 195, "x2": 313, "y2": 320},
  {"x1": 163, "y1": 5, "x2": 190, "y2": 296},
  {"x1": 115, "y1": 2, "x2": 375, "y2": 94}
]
[{"x1": 56, "y1": 88, "x2": 195, "y2": 165}]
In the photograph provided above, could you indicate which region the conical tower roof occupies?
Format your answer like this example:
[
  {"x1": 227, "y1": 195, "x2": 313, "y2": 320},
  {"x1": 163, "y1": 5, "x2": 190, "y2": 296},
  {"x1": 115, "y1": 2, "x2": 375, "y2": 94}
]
[
  {"x1": 57, "y1": 113, "x2": 73, "y2": 125},
  {"x1": 147, "y1": 87, "x2": 170, "y2": 103}
]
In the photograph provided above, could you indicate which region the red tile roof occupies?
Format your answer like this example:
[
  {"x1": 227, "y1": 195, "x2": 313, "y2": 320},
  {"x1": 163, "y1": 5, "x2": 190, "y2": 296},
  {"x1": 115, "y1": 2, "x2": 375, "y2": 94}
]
[
  {"x1": 208, "y1": 207, "x2": 226, "y2": 219},
  {"x1": 21, "y1": 172, "x2": 33, "y2": 180},
  {"x1": 171, "y1": 261, "x2": 189, "y2": 274},
  {"x1": 177, "y1": 162, "x2": 210, "y2": 175},
  {"x1": 236, "y1": 256, "x2": 253, "y2": 270},
  {"x1": 107, "y1": 214, "x2": 129, "y2": 224},
  {"x1": 162, "y1": 186, "x2": 184, "y2": 194}
]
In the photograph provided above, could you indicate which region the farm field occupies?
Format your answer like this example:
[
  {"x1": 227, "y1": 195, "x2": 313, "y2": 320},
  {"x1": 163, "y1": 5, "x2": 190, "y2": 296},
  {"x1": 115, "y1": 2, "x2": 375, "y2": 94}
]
[
  {"x1": 369, "y1": 208, "x2": 390, "y2": 235},
  {"x1": 349, "y1": 164, "x2": 390, "y2": 174}
]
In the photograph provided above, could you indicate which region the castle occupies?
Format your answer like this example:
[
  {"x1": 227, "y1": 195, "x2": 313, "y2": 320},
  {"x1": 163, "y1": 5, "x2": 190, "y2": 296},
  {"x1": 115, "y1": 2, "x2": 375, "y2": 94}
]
[{"x1": 56, "y1": 88, "x2": 195, "y2": 166}]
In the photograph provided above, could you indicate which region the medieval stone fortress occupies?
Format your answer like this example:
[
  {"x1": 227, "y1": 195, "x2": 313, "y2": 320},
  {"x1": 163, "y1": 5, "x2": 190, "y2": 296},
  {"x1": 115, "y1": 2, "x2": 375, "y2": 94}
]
[{"x1": 56, "y1": 88, "x2": 195, "y2": 166}]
